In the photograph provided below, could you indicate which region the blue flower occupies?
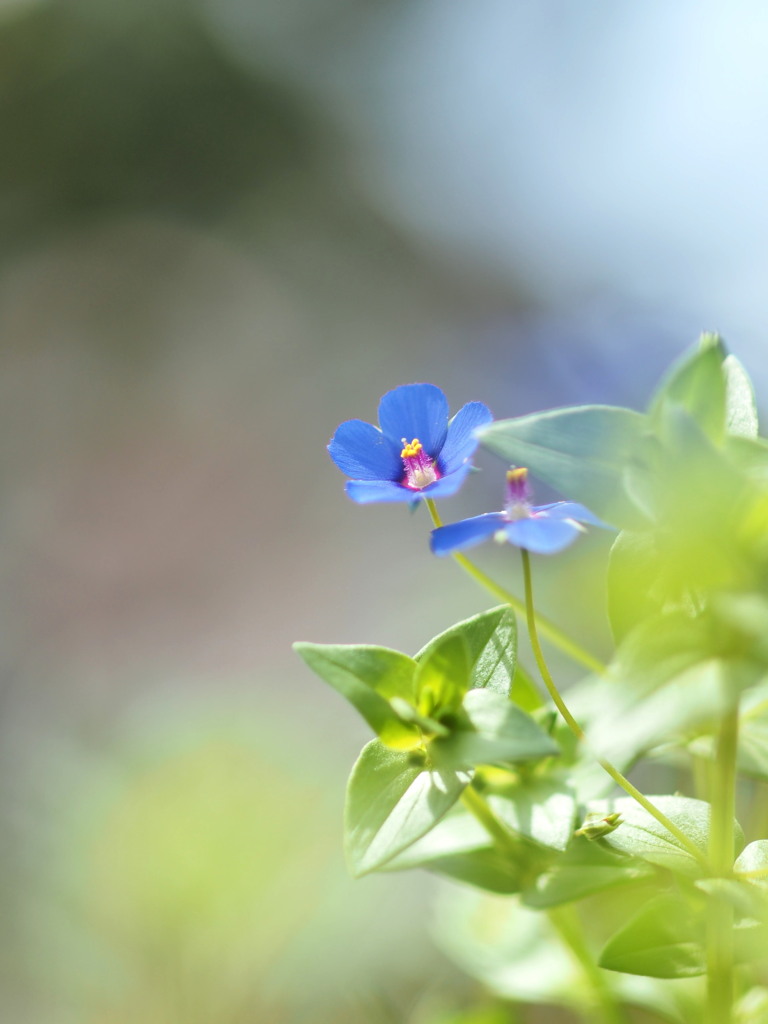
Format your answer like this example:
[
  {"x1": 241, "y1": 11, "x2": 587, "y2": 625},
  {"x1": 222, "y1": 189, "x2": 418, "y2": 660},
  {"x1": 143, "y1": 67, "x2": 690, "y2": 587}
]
[
  {"x1": 431, "y1": 468, "x2": 611, "y2": 555},
  {"x1": 329, "y1": 383, "x2": 492, "y2": 503}
]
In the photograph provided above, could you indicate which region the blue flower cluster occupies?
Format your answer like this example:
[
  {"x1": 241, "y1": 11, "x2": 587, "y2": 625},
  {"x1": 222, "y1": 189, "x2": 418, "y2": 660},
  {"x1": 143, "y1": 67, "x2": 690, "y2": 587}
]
[{"x1": 329, "y1": 384, "x2": 610, "y2": 554}]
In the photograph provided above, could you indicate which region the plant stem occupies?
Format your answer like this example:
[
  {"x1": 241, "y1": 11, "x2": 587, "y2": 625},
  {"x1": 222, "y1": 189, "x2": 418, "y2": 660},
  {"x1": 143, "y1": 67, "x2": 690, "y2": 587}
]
[
  {"x1": 425, "y1": 498, "x2": 605, "y2": 675},
  {"x1": 549, "y1": 906, "x2": 628, "y2": 1024},
  {"x1": 706, "y1": 706, "x2": 739, "y2": 1024},
  {"x1": 520, "y1": 548, "x2": 710, "y2": 870},
  {"x1": 460, "y1": 784, "x2": 518, "y2": 852}
]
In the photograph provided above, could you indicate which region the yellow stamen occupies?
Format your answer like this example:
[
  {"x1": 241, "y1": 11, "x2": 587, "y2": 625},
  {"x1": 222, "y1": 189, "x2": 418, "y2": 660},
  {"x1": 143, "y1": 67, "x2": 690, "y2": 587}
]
[
  {"x1": 401, "y1": 438, "x2": 423, "y2": 459},
  {"x1": 506, "y1": 467, "x2": 528, "y2": 483}
]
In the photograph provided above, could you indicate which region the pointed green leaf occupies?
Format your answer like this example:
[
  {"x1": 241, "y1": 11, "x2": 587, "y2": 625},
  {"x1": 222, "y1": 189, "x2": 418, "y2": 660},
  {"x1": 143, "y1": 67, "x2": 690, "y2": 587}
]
[
  {"x1": 724, "y1": 354, "x2": 759, "y2": 438},
  {"x1": 344, "y1": 739, "x2": 470, "y2": 876},
  {"x1": 432, "y1": 689, "x2": 559, "y2": 769},
  {"x1": 416, "y1": 606, "x2": 517, "y2": 697},
  {"x1": 415, "y1": 633, "x2": 469, "y2": 718},
  {"x1": 648, "y1": 333, "x2": 727, "y2": 440},
  {"x1": 599, "y1": 893, "x2": 706, "y2": 978},
  {"x1": 523, "y1": 836, "x2": 654, "y2": 909},
  {"x1": 476, "y1": 404, "x2": 648, "y2": 529},
  {"x1": 294, "y1": 642, "x2": 420, "y2": 748}
]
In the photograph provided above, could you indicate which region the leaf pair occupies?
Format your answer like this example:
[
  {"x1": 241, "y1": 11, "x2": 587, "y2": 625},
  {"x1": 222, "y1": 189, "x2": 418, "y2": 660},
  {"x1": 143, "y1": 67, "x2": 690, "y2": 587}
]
[{"x1": 297, "y1": 607, "x2": 561, "y2": 876}]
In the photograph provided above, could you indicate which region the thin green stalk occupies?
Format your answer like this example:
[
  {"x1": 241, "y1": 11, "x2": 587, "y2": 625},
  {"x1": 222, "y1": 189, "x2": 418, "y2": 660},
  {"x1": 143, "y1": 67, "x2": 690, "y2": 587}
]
[
  {"x1": 425, "y1": 498, "x2": 605, "y2": 674},
  {"x1": 549, "y1": 906, "x2": 628, "y2": 1024},
  {"x1": 520, "y1": 548, "x2": 710, "y2": 870},
  {"x1": 706, "y1": 706, "x2": 739, "y2": 1024},
  {"x1": 460, "y1": 785, "x2": 518, "y2": 852}
]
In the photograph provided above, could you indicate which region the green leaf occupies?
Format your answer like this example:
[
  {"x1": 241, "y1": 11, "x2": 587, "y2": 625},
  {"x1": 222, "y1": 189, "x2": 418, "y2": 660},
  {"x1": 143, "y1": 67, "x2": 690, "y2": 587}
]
[
  {"x1": 416, "y1": 606, "x2": 517, "y2": 697},
  {"x1": 294, "y1": 642, "x2": 419, "y2": 748},
  {"x1": 590, "y1": 656, "x2": 756, "y2": 764},
  {"x1": 421, "y1": 846, "x2": 546, "y2": 895},
  {"x1": 606, "y1": 530, "x2": 664, "y2": 643},
  {"x1": 648, "y1": 333, "x2": 727, "y2": 440},
  {"x1": 523, "y1": 835, "x2": 654, "y2": 909},
  {"x1": 724, "y1": 353, "x2": 759, "y2": 438},
  {"x1": 414, "y1": 633, "x2": 469, "y2": 718},
  {"x1": 382, "y1": 807, "x2": 549, "y2": 894},
  {"x1": 476, "y1": 404, "x2": 648, "y2": 529},
  {"x1": 592, "y1": 795, "x2": 744, "y2": 876},
  {"x1": 599, "y1": 892, "x2": 706, "y2": 978},
  {"x1": 431, "y1": 689, "x2": 560, "y2": 769},
  {"x1": 485, "y1": 777, "x2": 576, "y2": 852},
  {"x1": 735, "y1": 839, "x2": 768, "y2": 882},
  {"x1": 587, "y1": 611, "x2": 760, "y2": 762},
  {"x1": 344, "y1": 739, "x2": 470, "y2": 876}
]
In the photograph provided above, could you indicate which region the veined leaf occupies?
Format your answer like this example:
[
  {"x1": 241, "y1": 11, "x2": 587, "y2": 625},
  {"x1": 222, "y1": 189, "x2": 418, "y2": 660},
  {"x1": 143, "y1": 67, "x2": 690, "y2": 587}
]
[
  {"x1": 344, "y1": 739, "x2": 470, "y2": 876},
  {"x1": 414, "y1": 633, "x2": 469, "y2": 718},
  {"x1": 415, "y1": 606, "x2": 517, "y2": 697}
]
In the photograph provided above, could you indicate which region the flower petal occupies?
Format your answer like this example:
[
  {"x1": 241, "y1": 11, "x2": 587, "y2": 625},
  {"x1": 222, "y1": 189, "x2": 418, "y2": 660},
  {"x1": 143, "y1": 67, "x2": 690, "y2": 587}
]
[
  {"x1": 328, "y1": 419, "x2": 402, "y2": 481},
  {"x1": 505, "y1": 517, "x2": 583, "y2": 554},
  {"x1": 430, "y1": 512, "x2": 507, "y2": 556},
  {"x1": 532, "y1": 501, "x2": 611, "y2": 528},
  {"x1": 345, "y1": 479, "x2": 414, "y2": 503},
  {"x1": 378, "y1": 384, "x2": 449, "y2": 456},
  {"x1": 439, "y1": 401, "x2": 494, "y2": 474}
]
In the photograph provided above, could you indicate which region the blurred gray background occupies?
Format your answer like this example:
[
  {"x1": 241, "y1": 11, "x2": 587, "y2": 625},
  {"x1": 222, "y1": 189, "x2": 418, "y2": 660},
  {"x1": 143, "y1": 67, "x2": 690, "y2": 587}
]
[{"x1": 1, "y1": 0, "x2": 766, "y2": 1020}]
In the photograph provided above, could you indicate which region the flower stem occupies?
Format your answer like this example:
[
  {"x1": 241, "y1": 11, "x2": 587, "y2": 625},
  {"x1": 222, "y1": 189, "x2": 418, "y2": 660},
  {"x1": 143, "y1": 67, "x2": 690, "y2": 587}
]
[
  {"x1": 424, "y1": 498, "x2": 605, "y2": 675},
  {"x1": 706, "y1": 706, "x2": 739, "y2": 1024},
  {"x1": 520, "y1": 548, "x2": 710, "y2": 870},
  {"x1": 460, "y1": 784, "x2": 519, "y2": 852}
]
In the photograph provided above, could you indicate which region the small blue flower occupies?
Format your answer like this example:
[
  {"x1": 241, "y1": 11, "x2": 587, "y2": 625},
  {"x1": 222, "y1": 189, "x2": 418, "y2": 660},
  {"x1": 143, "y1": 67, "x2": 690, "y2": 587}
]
[
  {"x1": 328, "y1": 383, "x2": 492, "y2": 503},
  {"x1": 431, "y1": 467, "x2": 611, "y2": 555}
]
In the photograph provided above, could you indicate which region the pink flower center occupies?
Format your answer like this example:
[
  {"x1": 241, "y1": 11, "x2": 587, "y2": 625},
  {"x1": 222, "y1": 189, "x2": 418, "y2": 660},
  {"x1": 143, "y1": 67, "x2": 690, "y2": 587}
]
[
  {"x1": 400, "y1": 438, "x2": 440, "y2": 490},
  {"x1": 505, "y1": 467, "x2": 532, "y2": 520}
]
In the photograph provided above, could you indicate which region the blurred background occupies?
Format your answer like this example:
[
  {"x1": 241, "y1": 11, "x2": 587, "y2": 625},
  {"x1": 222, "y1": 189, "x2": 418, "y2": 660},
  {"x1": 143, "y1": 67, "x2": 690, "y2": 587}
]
[{"x1": 1, "y1": 0, "x2": 767, "y2": 1020}]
